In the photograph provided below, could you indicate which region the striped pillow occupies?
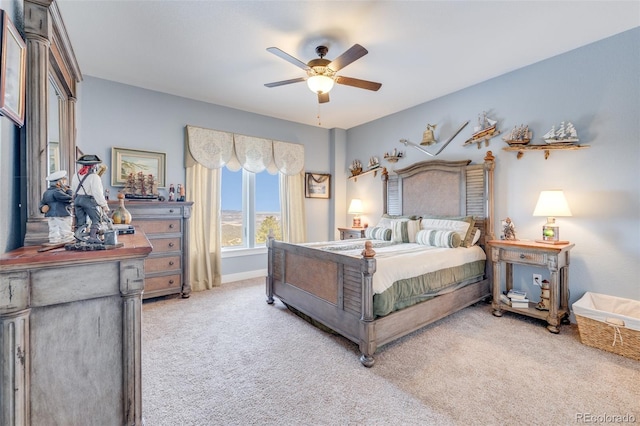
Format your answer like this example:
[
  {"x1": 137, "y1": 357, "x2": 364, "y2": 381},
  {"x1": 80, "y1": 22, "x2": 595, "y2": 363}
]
[
  {"x1": 390, "y1": 219, "x2": 421, "y2": 243},
  {"x1": 415, "y1": 229, "x2": 461, "y2": 248},
  {"x1": 364, "y1": 226, "x2": 392, "y2": 241}
]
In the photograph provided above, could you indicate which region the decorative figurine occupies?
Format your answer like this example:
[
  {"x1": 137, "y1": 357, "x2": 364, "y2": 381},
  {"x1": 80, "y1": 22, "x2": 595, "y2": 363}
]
[
  {"x1": 361, "y1": 240, "x2": 376, "y2": 258},
  {"x1": 168, "y1": 184, "x2": 175, "y2": 201},
  {"x1": 502, "y1": 217, "x2": 517, "y2": 241},
  {"x1": 177, "y1": 184, "x2": 185, "y2": 202},
  {"x1": 39, "y1": 170, "x2": 74, "y2": 245},
  {"x1": 71, "y1": 154, "x2": 110, "y2": 244}
]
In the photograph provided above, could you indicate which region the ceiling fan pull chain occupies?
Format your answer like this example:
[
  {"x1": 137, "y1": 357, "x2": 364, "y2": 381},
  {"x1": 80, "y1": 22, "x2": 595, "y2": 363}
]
[{"x1": 317, "y1": 104, "x2": 322, "y2": 126}]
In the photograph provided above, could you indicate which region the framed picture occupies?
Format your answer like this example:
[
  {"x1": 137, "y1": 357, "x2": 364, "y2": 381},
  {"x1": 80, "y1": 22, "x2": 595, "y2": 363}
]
[
  {"x1": 0, "y1": 10, "x2": 26, "y2": 127},
  {"x1": 111, "y1": 147, "x2": 166, "y2": 187},
  {"x1": 305, "y1": 172, "x2": 331, "y2": 199}
]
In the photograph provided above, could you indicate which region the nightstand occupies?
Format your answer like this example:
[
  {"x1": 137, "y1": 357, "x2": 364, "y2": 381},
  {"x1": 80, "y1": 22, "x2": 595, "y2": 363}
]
[
  {"x1": 487, "y1": 240, "x2": 574, "y2": 333},
  {"x1": 338, "y1": 227, "x2": 366, "y2": 240}
]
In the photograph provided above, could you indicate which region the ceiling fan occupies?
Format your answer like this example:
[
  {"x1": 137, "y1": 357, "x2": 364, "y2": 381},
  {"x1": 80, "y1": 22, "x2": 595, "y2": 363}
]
[{"x1": 264, "y1": 44, "x2": 382, "y2": 104}]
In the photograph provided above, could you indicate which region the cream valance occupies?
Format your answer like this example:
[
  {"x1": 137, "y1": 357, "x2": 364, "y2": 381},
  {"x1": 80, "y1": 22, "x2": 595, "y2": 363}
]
[{"x1": 185, "y1": 125, "x2": 304, "y2": 176}]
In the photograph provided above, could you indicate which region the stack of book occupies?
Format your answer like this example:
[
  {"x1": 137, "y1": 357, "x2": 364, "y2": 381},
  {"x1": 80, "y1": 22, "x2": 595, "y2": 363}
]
[{"x1": 507, "y1": 289, "x2": 529, "y2": 308}]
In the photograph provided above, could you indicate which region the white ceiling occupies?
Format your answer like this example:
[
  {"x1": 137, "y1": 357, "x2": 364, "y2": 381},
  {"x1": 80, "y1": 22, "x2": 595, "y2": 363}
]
[{"x1": 56, "y1": 1, "x2": 639, "y2": 130}]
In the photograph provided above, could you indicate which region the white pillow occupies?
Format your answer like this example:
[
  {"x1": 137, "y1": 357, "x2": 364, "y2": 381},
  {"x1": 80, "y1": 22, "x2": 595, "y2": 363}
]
[
  {"x1": 471, "y1": 228, "x2": 481, "y2": 245},
  {"x1": 420, "y1": 218, "x2": 470, "y2": 244}
]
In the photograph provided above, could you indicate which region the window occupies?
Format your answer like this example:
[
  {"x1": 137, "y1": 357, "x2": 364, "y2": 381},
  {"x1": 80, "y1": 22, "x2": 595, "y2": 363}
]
[{"x1": 221, "y1": 167, "x2": 281, "y2": 248}]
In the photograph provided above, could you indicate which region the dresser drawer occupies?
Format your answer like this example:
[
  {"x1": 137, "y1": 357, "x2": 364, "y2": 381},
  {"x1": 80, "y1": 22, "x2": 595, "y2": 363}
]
[
  {"x1": 500, "y1": 249, "x2": 546, "y2": 266},
  {"x1": 128, "y1": 206, "x2": 184, "y2": 216},
  {"x1": 149, "y1": 237, "x2": 181, "y2": 253},
  {"x1": 145, "y1": 255, "x2": 181, "y2": 273},
  {"x1": 145, "y1": 274, "x2": 181, "y2": 293},
  {"x1": 137, "y1": 219, "x2": 181, "y2": 234}
]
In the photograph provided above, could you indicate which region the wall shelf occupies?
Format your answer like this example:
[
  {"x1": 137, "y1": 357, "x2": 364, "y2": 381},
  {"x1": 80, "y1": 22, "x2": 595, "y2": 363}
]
[
  {"x1": 503, "y1": 144, "x2": 590, "y2": 159},
  {"x1": 348, "y1": 167, "x2": 385, "y2": 181}
]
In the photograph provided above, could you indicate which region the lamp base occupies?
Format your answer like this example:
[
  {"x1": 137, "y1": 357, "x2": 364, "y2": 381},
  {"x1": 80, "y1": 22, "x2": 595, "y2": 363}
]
[{"x1": 535, "y1": 239, "x2": 569, "y2": 245}]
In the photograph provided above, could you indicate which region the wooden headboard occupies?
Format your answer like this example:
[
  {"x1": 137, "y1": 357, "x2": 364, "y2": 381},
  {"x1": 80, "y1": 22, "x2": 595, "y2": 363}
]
[{"x1": 383, "y1": 152, "x2": 496, "y2": 244}]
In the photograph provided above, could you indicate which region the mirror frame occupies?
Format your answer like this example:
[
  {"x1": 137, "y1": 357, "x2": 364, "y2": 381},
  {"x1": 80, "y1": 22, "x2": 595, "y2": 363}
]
[{"x1": 23, "y1": 0, "x2": 82, "y2": 245}]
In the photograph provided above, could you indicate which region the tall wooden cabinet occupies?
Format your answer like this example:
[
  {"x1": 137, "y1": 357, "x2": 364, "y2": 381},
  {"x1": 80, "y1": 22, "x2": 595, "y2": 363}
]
[{"x1": 110, "y1": 200, "x2": 193, "y2": 299}]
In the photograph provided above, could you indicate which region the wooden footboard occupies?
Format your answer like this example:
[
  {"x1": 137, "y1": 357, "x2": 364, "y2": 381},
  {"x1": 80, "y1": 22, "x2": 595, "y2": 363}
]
[{"x1": 266, "y1": 237, "x2": 491, "y2": 367}]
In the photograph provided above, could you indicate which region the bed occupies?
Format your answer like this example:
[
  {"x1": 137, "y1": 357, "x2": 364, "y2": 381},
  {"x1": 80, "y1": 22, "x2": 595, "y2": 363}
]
[{"x1": 266, "y1": 153, "x2": 496, "y2": 366}]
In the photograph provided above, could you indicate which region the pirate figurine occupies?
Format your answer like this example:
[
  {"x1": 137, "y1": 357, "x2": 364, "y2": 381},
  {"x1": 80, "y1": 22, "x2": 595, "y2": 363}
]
[
  {"x1": 39, "y1": 170, "x2": 74, "y2": 244},
  {"x1": 71, "y1": 154, "x2": 109, "y2": 244}
]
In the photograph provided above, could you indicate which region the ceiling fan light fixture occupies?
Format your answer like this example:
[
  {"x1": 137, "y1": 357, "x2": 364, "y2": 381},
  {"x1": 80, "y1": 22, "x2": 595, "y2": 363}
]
[{"x1": 307, "y1": 75, "x2": 334, "y2": 94}]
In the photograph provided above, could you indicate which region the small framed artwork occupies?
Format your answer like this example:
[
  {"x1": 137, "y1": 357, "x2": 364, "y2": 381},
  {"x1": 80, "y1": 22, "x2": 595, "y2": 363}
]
[
  {"x1": 111, "y1": 147, "x2": 167, "y2": 187},
  {"x1": 305, "y1": 172, "x2": 331, "y2": 199},
  {"x1": 0, "y1": 10, "x2": 27, "y2": 127}
]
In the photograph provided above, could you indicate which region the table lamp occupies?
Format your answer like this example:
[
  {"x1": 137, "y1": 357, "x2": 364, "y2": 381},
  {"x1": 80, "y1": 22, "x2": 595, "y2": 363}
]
[
  {"x1": 532, "y1": 190, "x2": 572, "y2": 244},
  {"x1": 348, "y1": 198, "x2": 363, "y2": 228}
]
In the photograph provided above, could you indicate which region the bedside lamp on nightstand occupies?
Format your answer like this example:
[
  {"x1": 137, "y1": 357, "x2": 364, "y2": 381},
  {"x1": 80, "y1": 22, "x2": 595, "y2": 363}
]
[
  {"x1": 348, "y1": 198, "x2": 363, "y2": 228},
  {"x1": 533, "y1": 190, "x2": 572, "y2": 244}
]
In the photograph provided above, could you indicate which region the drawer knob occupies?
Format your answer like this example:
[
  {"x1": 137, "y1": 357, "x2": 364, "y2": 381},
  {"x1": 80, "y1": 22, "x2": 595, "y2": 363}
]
[
  {"x1": 169, "y1": 279, "x2": 175, "y2": 285},
  {"x1": 168, "y1": 242, "x2": 175, "y2": 248},
  {"x1": 520, "y1": 254, "x2": 525, "y2": 259},
  {"x1": 169, "y1": 209, "x2": 174, "y2": 213},
  {"x1": 169, "y1": 224, "x2": 175, "y2": 229},
  {"x1": 169, "y1": 261, "x2": 174, "y2": 266}
]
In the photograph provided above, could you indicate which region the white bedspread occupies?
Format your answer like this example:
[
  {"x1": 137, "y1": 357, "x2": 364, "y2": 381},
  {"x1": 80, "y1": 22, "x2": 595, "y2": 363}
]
[{"x1": 301, "y1": 240, "x2": 486, "y2": 295}]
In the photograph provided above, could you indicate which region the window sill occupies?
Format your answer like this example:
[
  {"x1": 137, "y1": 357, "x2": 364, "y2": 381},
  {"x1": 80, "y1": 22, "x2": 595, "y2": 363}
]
[{"x1": 221, "y1": 246, "x2": 268, "y2": 259}]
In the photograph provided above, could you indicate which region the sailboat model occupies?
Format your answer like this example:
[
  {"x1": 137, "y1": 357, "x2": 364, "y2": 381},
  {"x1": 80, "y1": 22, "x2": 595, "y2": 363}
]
[
  {"x1": 543, "y1": 121, "x2": 579, "y2": 144},
  {"x1": 502, "y1": 124, "x2": 532, "y2": 146},
  {"x1": 464, "y1": 111, "x2": 500, "y2": 148}
]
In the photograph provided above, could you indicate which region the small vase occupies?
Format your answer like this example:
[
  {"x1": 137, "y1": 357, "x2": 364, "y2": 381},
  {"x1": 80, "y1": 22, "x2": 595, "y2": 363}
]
[{"x1": 112, "y1": 192, "x2": 132, "y2": 224}]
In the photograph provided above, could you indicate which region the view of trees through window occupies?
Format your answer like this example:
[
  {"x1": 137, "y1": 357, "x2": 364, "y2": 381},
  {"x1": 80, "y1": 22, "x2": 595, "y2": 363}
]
[{"x1": 221, "y1": 168, "x2": 281, "y2": 248}]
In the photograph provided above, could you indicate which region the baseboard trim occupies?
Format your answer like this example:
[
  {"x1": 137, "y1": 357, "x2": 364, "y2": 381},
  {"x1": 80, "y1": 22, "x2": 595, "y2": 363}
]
[{"x1": 221, "y1": 269, "x2": 267, "y2": 284}]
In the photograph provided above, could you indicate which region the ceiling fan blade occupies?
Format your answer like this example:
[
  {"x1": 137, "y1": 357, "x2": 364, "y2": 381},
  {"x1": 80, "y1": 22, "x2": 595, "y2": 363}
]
[
  {"x1": 318, "y1": 92, "x2": 330, "y2": 103},
  {"x1": 335, "y1": 76, "x2": 382, "y2": 91},
  {"x1": 264, "y1": 77, "x2": 307, "y2": 88},
  {"x1": 328, "y1": 44, "x2": 368, "y2": 72},
  {"x1": 266, "y1": 47, "x2": 309, "y2": 70}
]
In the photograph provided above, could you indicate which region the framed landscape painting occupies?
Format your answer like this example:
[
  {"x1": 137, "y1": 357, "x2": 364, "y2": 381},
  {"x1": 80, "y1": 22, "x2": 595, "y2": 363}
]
[
  {"x1": 111, "y1": 147, "x2": 166, "y2": 187},
  {"x1": 305, "y1": 172, "x2": 331, "y2": 199}
]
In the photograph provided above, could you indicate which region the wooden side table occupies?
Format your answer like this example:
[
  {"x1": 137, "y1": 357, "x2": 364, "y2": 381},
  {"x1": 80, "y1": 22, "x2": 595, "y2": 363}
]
[
  {"x1": 487, "y1": 240, "x2": 574, "y2": 333},
  {"x1": 338, "y1": 227, "x2": 366, "y2": 240}
]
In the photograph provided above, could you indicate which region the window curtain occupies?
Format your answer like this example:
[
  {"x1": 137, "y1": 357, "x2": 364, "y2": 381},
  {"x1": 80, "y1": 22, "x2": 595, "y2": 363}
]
[
  {"x1": 185, "y1": 125, "x2": 306, "y2": 290},
  {"x1": 279, "y1": 170, "x2": 307, "y2": 243}
]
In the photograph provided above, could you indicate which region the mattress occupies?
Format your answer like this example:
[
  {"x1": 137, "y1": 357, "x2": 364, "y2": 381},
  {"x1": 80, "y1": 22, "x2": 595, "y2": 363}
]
[{"x1": 302, "y1": 239, "x2": 486, "y2": 317}]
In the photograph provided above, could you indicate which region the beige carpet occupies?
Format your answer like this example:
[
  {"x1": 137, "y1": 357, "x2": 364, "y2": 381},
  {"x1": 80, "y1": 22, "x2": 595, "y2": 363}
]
[{"x1": 142, "y1": 278, "x2": 639, "y2": 425}]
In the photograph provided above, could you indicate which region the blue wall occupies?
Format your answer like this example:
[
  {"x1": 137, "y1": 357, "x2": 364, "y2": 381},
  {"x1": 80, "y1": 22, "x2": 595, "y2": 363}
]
[{"x1": 346, "y1": 28, "x2": 640, "y2": 307}]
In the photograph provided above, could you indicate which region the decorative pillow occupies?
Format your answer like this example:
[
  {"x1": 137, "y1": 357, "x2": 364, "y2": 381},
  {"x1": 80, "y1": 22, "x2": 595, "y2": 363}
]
[
  {"x1": 420, "y1": 216, "x2": 476, "y2": 247},
  {"x1": 364, "y1": 226, "x2": 392, "y2": 241},
  {"x1": 376, "y1": 214, "x2": 420, "y2": 229},
  {"x1": 390, "y1": 218, "x2": 421, "y2": 243},
  {"x1": 415, "y1": 229, "x2": 461, "y2": 248}
]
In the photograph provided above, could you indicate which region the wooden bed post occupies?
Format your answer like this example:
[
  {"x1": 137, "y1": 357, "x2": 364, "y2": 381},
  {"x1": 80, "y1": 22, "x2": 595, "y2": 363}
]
[
  {"x1": 483, "y1": 151, "x2": 496, "y2": 241},
  {"x1": 359, "y1": 250, "x2": 377, "y2": 367}
]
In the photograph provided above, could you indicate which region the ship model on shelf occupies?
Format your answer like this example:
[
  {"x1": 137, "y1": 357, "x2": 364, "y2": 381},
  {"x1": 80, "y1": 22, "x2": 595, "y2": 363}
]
[
  {"x1": 349, "y1": 159, "x2": 363, "y2": 177},
  {"x1": 463, "y1": 111, "x2": 500, "y2": 148},
  {"x1": 502, "y1": 124, "x2": 532, "y2": 146},
  {"x1": 384, "y1": 148, "x2": 404, "y2": 163},
  {"x1": 543, "y1": 121, "x2": 579, "y2": 144},
  {"x1": 123, "y1": 171, "x2": 159, "y2": 199},
  {"x1": 367, "y1": 156, "x2": 380, "y2": 170}
]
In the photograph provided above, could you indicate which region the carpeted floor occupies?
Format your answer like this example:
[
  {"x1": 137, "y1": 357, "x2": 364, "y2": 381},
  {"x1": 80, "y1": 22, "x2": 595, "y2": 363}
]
[{"x1": 141, "y1": 278, "x2": 639, "y2": 425}]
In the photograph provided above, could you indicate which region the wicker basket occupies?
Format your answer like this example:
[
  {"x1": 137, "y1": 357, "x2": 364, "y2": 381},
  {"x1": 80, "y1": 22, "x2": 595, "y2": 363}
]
[
  {"x1": 573, "y1": 292, "x2": 640, "y2": 361},
  {"x1": 575, "y1": 314, "x2": 640, "y2": 361}
]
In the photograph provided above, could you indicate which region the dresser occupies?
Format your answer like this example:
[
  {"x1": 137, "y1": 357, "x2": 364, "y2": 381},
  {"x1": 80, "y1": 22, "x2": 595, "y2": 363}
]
[{"x1": 110, "y1": 200, "x2": 193, "y2": 299}]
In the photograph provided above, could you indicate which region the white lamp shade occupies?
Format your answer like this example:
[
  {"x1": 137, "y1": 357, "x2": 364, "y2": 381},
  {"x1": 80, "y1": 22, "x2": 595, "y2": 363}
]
[
  {"x1": 348, "y1": 199, "x2": 363, "y2": 214},
  {"x1": 307, "y1": 75, "x2": 335, "y2": 94},
  {"x1": 533, "y1": 190, "x2": 572, "y2": 217}
]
